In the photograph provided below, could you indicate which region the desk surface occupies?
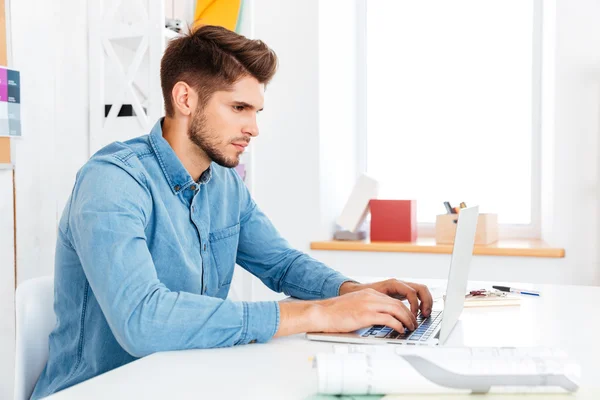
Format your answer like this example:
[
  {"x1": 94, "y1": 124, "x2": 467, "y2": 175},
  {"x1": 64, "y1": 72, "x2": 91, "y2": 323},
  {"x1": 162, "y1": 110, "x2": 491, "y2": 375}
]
[{"x1": 47, "y1": 279, "x2": 600, "y2": 399}]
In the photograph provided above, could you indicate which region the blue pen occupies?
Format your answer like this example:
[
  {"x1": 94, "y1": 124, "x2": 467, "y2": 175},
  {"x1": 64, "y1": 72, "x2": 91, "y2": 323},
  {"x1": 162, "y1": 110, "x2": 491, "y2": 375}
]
[{"x1": 493, "y1": 285, "x2": 540, "y2": 296}]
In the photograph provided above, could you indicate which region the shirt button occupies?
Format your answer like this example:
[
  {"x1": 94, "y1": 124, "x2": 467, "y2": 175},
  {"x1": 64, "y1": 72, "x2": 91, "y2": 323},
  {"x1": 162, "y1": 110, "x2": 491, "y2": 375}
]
[
  {"x1": 174, "y1": 185, "x2": 180, "y2": 191},
  {"x1": 249, "y1": 339, "x2": 257, "y2": 344},
  {"x1": 203, "y1": 244, "x2": 206, "y2": 251},
  {"x1": 190, "y1": 184, "x2": 197, "y2": 191},
  {"x1": 191, "y1": 206, "x2": 195, "y2": 212}
]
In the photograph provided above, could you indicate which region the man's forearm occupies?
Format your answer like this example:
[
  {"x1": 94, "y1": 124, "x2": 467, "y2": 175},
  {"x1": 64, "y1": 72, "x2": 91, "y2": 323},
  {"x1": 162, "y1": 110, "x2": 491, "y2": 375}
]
[
  {"x1": 338, "y1": 281, "x2": 361, "y2": 295},
  {"x1": 273, "y1": 301, "x2": 322, "y2": 337},
  {"x1": 273, "y1": 281, "x2": 365, "y2": 338}
]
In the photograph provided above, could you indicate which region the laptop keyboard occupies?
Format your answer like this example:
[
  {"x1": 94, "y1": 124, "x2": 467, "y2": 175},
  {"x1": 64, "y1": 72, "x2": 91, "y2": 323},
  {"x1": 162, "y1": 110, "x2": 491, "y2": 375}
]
[{"x1": 361, "y1": 310, "x2": 443, "y2": 341}]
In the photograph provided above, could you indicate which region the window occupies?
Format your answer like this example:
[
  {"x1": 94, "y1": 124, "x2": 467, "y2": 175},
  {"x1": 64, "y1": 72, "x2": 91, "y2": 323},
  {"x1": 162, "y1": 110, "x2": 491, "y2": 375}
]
[{"x1": 363, "y1": 0, "x2": 541, "y2": 236}]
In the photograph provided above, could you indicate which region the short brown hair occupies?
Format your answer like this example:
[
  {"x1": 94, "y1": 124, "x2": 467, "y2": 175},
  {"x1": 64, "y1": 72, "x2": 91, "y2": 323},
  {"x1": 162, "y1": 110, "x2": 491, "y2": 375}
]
[{"x1": 160, "y1": 25, "x2": 278, "y2": 117}]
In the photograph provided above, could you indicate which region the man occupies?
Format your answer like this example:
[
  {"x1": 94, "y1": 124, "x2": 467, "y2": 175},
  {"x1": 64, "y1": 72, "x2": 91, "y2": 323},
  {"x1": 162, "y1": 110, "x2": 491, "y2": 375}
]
[{"x1": 32, "y1": 25, "x2": 432, "y2": 399}]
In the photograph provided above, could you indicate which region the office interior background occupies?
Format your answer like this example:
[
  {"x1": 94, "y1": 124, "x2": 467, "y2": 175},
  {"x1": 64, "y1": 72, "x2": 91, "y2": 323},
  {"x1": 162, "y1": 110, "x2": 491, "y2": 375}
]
[{"x1": 1, "y1": 0, "x2": 600, "y2": 397}]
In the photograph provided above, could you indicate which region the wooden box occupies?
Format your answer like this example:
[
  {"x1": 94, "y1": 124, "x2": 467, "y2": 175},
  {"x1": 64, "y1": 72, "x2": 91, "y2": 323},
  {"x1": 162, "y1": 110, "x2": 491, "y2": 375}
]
[{"x1": 435, "y1": 213, "x2": 498, "y2": 245}]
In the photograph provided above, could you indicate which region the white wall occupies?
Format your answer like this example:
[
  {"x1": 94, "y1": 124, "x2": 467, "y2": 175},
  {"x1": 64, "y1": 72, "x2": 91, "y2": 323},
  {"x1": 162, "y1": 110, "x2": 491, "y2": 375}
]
[
  {"x1": 251, "y1": 0, "x2": 323, "y2": 248},
  {"x1": 11, "y1": 0, "x2": 89, "y2": 286},
  {"x1": 0, "y1": 1, "x2": 15, "y2": 392},
  {"x1": 0, "y1": 170, "x2": 15, "y2": 399},
  {"x1": 318, "y1": 0, "x2": 360, "y2": 240},
  {"x1": 549, "y1": 0, "x2": 600, "y2": 286}
]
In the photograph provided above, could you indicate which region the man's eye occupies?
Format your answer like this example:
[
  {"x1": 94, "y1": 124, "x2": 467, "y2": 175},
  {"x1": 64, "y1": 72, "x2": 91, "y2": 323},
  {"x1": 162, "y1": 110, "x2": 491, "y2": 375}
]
[{"x1": 233, "y1": 105, "x2": 244, "y2": 111}]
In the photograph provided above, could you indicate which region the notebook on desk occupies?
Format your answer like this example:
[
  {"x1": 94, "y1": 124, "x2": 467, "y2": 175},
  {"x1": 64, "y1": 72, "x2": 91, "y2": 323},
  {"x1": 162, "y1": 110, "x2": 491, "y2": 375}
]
[{"x1": 307, "y1": 206, "x2": 480, "y2": 346}]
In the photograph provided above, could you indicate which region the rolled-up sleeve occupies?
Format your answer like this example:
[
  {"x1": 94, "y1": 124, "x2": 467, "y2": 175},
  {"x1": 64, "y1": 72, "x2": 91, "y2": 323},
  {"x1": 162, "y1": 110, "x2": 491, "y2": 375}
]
[{"x1": 240, "y1": 301, "x2": 280, "y2": 344}]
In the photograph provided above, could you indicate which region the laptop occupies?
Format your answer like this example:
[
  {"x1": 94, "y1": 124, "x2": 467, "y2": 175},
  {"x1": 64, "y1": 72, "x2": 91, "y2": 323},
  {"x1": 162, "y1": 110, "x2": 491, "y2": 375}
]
[{"x1": 307, "y1": 206, "x2": 479, "y2": 346}]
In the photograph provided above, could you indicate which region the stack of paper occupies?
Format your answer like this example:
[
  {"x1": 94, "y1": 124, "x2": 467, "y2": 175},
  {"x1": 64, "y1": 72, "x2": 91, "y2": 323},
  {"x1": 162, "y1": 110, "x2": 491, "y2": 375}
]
[{"x1": 315, "y1": 346, "x2": 580, "y2": 395}]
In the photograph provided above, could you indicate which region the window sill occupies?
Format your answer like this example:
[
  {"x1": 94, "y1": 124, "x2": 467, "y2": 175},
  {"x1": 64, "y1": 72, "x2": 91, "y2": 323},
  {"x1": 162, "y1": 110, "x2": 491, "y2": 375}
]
[{"x1": 310, "y1": 238, "x2": 565, "y2": 258}]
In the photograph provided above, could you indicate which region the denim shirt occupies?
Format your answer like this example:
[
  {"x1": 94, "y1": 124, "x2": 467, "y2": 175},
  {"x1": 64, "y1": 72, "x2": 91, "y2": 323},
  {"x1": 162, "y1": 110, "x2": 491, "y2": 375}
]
[{"x1": 31, "y1": 119, "x2": 352, "y2": 399}]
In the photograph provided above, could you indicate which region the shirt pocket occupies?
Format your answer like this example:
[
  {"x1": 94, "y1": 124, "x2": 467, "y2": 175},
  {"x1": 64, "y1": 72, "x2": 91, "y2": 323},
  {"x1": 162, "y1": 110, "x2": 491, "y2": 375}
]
[{"x1": 209, "y1": 223, "x2": 240, "y2": 289}]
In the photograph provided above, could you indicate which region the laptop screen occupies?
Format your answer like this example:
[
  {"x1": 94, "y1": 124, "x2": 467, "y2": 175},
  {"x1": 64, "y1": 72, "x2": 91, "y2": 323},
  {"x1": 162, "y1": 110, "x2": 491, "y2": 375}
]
[{"x1": 437, "y1": 206, "x2": 479, "y2": 344}]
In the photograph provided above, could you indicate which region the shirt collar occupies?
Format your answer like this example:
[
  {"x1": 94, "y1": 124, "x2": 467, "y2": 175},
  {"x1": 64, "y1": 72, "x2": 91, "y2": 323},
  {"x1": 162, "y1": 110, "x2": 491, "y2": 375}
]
[{"x1": 149, "y1": 118, "x2": 212, "y2": 195}]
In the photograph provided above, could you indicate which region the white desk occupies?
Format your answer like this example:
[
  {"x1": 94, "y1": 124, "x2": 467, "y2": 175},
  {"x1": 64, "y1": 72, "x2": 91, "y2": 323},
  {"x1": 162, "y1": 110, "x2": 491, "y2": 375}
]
[{"x1": 47, "y1": 279, "x2": 600, "y2": 399}]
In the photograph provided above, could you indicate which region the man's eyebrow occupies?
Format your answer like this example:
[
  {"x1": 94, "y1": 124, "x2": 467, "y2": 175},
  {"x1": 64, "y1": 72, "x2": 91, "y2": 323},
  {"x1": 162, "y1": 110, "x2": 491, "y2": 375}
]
[{"x1": 233, "y1": 101, "x2": 264, "y2": 112}]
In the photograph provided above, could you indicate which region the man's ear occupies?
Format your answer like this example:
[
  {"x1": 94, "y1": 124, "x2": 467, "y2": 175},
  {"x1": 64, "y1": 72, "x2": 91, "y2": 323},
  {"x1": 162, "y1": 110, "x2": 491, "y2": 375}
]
[{"x1": 171, "y1": 82, "x2": 197, "y2": 117}]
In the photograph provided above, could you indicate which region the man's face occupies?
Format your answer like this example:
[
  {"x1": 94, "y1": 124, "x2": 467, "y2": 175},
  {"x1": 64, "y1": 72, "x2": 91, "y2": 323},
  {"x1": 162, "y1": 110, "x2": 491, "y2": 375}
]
[{"x1": 188, "y1": 76, "x2": 264, "y2": 168}]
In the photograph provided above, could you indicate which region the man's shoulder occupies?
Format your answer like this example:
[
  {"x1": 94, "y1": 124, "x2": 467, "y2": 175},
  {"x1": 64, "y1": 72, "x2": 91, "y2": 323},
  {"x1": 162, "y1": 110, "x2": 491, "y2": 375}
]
[
  {"x1": 91, "y1": 135, "x2": 152, "y2": 165},
  {"x1": 79, "y1": 135, "x2": 153, "y2": 186}
]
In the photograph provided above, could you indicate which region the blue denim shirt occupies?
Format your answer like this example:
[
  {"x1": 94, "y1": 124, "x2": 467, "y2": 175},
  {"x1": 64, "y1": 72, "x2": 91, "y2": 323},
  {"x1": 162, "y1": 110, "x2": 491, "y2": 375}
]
[{"x1": 31, "y1": 119, "x2": 352, "y2": 399}]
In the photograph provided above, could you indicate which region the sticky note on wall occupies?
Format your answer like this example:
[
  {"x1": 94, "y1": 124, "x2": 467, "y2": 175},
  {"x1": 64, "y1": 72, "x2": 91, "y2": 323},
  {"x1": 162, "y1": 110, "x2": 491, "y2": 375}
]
[{"x1": 0, "y1": 67, "x2": 21, "y2": 137}]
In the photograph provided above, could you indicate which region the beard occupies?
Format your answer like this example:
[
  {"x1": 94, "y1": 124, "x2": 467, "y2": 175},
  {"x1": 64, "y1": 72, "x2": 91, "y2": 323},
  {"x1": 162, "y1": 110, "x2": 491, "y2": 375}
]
[{"x1": 187, "y1": 109, "x2": 242, "y2": 169}]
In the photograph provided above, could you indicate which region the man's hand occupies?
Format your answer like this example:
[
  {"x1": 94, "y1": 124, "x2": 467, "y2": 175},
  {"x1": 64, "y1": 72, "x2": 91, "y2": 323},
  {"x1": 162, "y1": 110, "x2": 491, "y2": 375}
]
[
  {"x1": 274, "y1": 288, "x2": 418, "y2": 337},
  {"x1": 339, "y1": 279, "x2": 433, "y2": 318},
  {"x1": 273, "y1": 280, "x2": 433, "y2": 338},
  {"x1": 312, "y1": 288, "x2": 419, "y2": 334}
]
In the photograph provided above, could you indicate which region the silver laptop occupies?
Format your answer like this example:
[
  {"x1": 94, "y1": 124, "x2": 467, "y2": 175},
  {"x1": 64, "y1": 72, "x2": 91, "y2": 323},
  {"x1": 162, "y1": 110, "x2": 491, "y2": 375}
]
[{"x1": 307, "y1": 206, "x2": 479, "y2": 346}]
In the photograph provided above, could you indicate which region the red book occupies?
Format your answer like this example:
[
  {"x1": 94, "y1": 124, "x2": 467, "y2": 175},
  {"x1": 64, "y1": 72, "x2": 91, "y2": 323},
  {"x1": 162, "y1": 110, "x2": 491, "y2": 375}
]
[{"x1": 369, "y1": 200, "x2": 417, "y2": 242}]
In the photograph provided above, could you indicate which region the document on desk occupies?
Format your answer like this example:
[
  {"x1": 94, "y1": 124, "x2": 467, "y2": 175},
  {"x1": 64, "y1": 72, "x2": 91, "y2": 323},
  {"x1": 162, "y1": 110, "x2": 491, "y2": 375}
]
[{"x1": 315, "y1": 346, "x2": 580, "y2": 395}]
